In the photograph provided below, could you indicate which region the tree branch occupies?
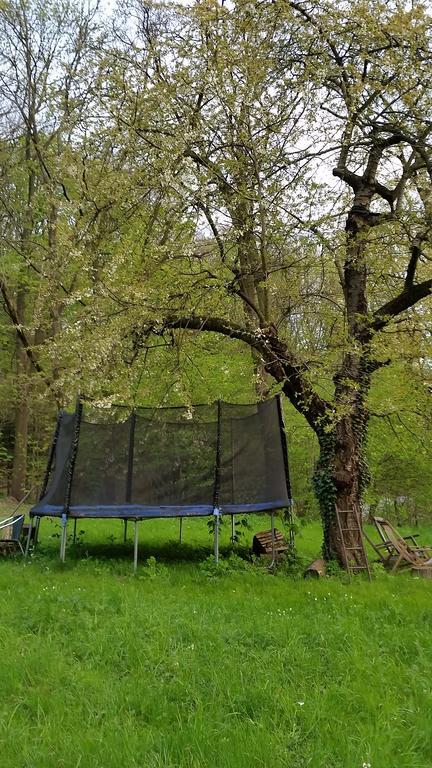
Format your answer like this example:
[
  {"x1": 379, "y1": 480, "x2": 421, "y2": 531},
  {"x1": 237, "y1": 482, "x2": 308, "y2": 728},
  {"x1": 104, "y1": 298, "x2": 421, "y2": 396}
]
[
  {"x1": 134, "y1": 315, "x2": 330, "y2": 427},
  {"x1": 405, "y1": 235, "x2": 425, "y2": 288},
  {"x1": 137, "y1": 315, "x2": 264, "y2": 353},
  {"x1": 372, "y1": 279, "x2": 432, "y2": 331}
]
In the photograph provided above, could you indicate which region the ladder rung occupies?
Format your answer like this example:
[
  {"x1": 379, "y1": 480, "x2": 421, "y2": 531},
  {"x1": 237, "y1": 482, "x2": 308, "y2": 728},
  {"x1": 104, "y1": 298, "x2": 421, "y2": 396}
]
[{"x1": 345, "y1": 546, "x2": 365, "y2": 551}]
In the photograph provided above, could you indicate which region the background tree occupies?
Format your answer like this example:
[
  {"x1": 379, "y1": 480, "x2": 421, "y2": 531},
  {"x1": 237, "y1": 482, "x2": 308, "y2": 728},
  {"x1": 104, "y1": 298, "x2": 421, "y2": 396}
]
[{"x1": 0, "y1": 0, "x2": 100, "y2": 496}]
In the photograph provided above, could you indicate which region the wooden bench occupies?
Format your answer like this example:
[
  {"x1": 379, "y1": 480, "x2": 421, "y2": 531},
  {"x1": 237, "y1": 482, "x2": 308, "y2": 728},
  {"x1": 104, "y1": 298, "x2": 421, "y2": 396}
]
[{"x1": 252, "y1": 529, "x2": 289, "y2": 557}]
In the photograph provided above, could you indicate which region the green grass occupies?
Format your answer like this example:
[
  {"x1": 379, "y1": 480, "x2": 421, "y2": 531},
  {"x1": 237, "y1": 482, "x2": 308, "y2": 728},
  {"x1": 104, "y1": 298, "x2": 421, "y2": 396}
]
[{"x1": 1, "y1": 511, "x2": 432, "y2": 767}]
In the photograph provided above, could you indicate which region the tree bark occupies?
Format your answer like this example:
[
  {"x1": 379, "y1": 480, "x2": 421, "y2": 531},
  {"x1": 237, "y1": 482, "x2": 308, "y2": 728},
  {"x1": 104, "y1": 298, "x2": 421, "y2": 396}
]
[
  {"x1": 10, "y1": 290, "x2": 30, "y2": 500},
  {"x1": 312, "y1": 191, "x2": 374, "y2": 562},
  {"x1": 10, "y1": 120, "x2": 34, "y2": 501},
  {"x1": 314, "y1": 396, "x2": 370, "y2": 563}
]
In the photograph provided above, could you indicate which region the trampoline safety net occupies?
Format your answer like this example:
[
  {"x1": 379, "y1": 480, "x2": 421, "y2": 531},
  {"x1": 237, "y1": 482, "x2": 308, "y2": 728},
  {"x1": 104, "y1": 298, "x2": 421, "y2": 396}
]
[{"x1": 31, "y1": 396, "x2": 292, "y2": 520}]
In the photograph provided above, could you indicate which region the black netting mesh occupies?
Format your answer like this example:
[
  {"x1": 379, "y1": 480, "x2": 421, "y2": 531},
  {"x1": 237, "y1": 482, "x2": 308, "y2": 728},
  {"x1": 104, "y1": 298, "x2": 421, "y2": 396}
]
[
  {"x1": 71, "y1": 420, "x2": 131, "y2": 506},
  {"x1": 131, "y1": 405, "x2": 217, "y2": 508},
  {"x1": 32, "y1": 397, "x2": 290, "y2": 518},
  {"x1": 219, "y1": 399, "x2": 289, "y2": 512}
]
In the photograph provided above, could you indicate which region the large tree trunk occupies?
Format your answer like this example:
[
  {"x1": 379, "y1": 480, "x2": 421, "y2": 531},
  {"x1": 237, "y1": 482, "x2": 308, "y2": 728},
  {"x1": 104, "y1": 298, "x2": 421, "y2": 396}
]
[
  {"x1": 10, "y1": 290, "x2": 30, "y2": 500},
  {"x1": 10, "y1": 123, "x2": 35, "y2": 500},
  {"x1": 313, "y1": 189, "x2": 374, "y2": 563},
  {"x1": 314, "y1": 410, "x2": 369, "y2": 563},
  {"x1": 10, "y1": 388, "x2": 29, "y2": 500}
]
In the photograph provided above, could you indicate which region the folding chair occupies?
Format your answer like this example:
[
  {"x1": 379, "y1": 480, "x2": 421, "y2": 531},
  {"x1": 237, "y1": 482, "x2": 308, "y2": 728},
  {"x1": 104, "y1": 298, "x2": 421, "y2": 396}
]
[{"x1": 0, "y1": 514, "x2": 25, "y2": 555}]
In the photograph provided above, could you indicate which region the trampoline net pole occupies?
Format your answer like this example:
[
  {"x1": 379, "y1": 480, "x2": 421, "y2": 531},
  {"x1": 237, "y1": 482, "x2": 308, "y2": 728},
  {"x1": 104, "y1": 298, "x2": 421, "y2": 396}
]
[
  {"x1": 40, "y1": 412, "x2": 63, "y2": 501},
  {"x1": 61, "y1": 396, "x2": 83, "y2": 560},
  {"x1": 276, "y1": 393, "x2": 295, "y2": 548},
  {"x1": 126, "y1": 411, "x2": 136, "y2": 503},
  {"x1": 212, "y1": 400, "x2": 222, "y2": 563},
  {"x1": 33, "y1": 413, "x2": 63, "y2": 556},
  {"x1": 230, "y1": 417, "x2": 235, "y2": 544}
]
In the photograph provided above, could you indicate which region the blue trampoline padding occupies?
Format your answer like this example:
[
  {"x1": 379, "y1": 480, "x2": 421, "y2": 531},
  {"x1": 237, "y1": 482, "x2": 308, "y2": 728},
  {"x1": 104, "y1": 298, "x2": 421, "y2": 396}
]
[
  {"x1": 30, "y1": 501, "x2": 287, "y2": 519},
  {"x1": 31, "y1": 504, "x2": 213, "y2": 519},
  {"x1": 219, "y1": 501, "x2": 289, "y2": 514}
]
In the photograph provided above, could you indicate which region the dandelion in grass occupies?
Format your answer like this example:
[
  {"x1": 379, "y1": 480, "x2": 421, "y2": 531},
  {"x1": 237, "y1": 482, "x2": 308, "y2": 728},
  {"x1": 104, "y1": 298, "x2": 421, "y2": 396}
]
[
  {"x1": 362, "y1": 763, "x2": 371, "y2": 768},
  {"x1": 297, "y1": 701, "x2": 304, "y2": 706}
]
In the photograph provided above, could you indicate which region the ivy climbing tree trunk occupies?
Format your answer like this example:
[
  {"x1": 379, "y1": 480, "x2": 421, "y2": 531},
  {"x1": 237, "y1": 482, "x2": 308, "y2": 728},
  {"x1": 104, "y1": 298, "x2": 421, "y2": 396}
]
[{"x1": 313, "y1": 195, "x2": 376, "y2": 559}]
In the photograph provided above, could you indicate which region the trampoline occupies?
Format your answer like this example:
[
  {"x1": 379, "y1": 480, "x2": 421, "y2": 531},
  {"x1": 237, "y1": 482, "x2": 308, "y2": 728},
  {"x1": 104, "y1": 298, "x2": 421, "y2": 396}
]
[{"x1": 28, "y1": 395, "x2": 293, "y2": 568}]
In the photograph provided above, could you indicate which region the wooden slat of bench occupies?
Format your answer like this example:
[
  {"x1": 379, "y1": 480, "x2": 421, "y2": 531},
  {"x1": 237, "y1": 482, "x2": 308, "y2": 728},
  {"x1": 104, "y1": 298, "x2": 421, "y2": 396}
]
[
  {"x1": 255, "y1": 532, "x2": 285, "y2": 543},
  {"x1": 253, "y1": 528, "x2": 289, "y2": 556}
]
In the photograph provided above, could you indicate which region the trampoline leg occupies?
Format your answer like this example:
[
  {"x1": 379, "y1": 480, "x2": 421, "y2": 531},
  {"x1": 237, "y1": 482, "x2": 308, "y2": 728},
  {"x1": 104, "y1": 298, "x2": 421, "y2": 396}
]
[
  {"x1": 73, "y1": 518, "x2": 77, "y2": 544},
  {"x1": 288, "y1": 500, "x2": 295, "y2": 549},
  {"x1": 24, "y1": 515, "x2": 33, "y2": 559},
  {"x1": 231, "y1": 514, "x2": 235, "y2": 544},
  {"x1": 213, "y1": 508, "x2": 220, "y2": 564},
  {"x1": 270, "y1": 511, "x2": 276, "y2": 568},
  {"x1": 133, "y1": 520, "x2": 139, "y2": 573},
  {"x1": 179, "y1": 517, "x2": 183, "y2": 544},
  {"x1": 124, "y1": 519, "x2": 128, "y2": 544},
  {"x1": 60, "y1": 514, "x2": 68, "y2": 562},
  {"x1": 34, "y1": 516, "x2": 41, "y2": 547}
]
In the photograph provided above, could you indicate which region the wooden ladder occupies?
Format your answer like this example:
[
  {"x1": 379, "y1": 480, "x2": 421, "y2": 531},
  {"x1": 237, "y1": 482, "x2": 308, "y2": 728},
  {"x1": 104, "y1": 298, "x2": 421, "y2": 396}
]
[{"x1": 335, "y1": 507, "x2": 372, "y2": 581}]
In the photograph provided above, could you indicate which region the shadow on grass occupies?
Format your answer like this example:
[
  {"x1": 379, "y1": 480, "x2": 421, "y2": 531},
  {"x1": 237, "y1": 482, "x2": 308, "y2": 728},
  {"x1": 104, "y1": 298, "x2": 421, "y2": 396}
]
[{"x1": 34, "y1": 538, "x2": 252, "y2": 567}]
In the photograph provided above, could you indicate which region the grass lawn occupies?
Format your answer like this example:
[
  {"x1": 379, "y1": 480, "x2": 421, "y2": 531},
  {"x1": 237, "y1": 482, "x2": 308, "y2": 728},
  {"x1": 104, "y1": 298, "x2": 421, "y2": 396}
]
[{"x1": 1, "y1": 510, "x2": 432, "y2": 767}]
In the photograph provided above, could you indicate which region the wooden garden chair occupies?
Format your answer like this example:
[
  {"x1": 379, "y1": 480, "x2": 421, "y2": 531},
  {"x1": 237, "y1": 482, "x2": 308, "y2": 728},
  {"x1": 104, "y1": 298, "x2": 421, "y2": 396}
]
[
  {"x1": 0, "y1": 514, "x2": 25, "y2": 556},
  {"x1": 365, "y1": 516, "x2": 432, "y2": 571}
]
